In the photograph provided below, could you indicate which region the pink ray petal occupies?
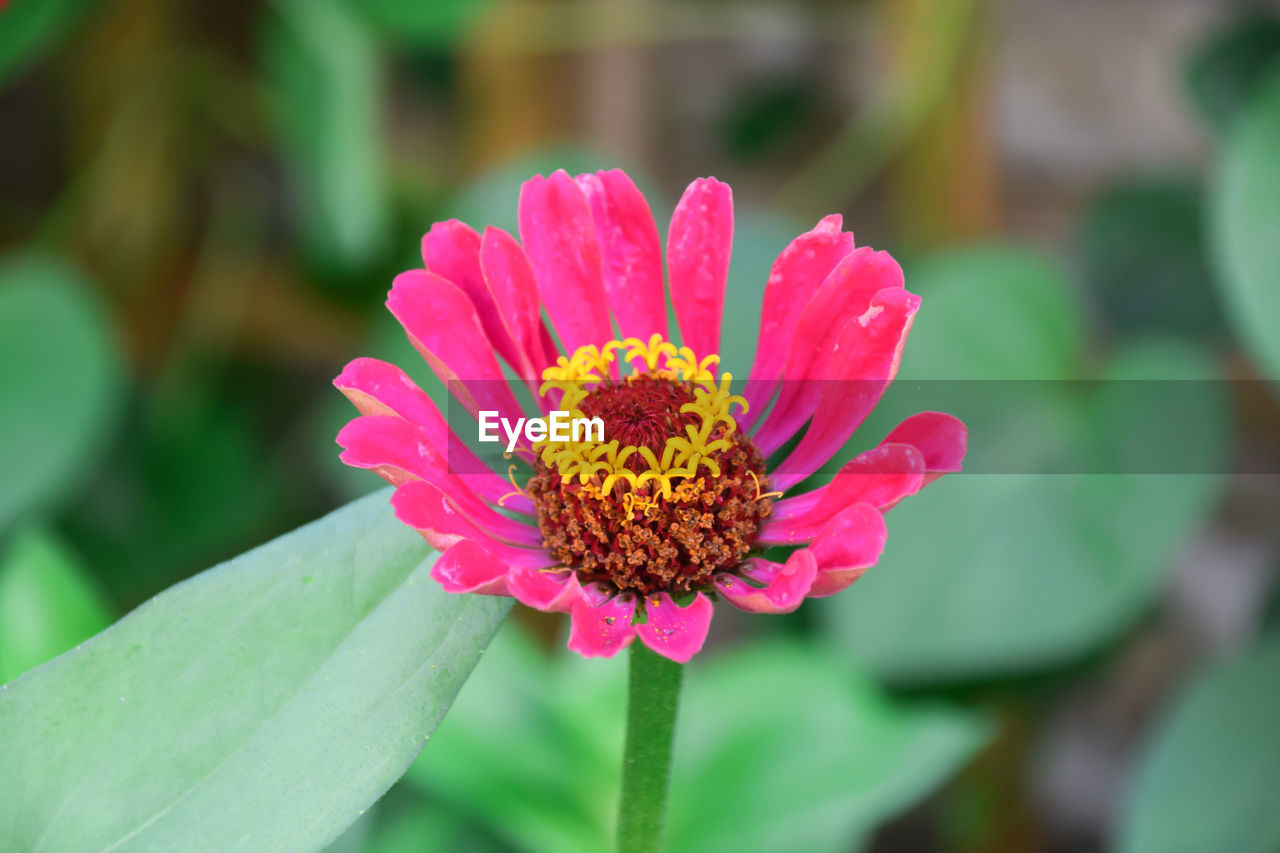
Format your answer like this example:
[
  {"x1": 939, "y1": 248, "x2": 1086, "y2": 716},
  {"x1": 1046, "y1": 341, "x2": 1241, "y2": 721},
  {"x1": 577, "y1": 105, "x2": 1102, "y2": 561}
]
[
  {"x1": 568, "y1": 585, "x2": 638, "y2": 658},
  {"x1": 742, "y1": 214, "x2": 854, "y2": 423},
  {"x1": 507, "y1": 564, "x2": 583, "y2": 613},
  {"x1": 882, "y1": 411, "x2": 968, "y2": 485},
  {"x1": 667, "y1": 177, "x2": 732, "y2": 359},
  {"x1": 337, "y1": 415, "x2": 541, "y2": 546},
  {"x1": 334, "y1": 357, "x2": 533, "y2": 514},
  {"x1": 714, "y1": 549, "x2": 817, "y2": 614},
  {"x1": 479, "y1": 225, "x2": 560, "y2": 385},
  {"x1": 386, "y1": 269, "x2": 527, "y2": 423},
  {"x1": 576, "y1": 169, "x2": 668, "y2": 343},
  {"x1": 771, "y1": 287, "x2": 921, "y2": 491},
  {"x1": 432, "y1": 540, "x2": 511, "y2": 596},
  {"x1": 423, "y1": 219, "x2": 524, "y2": 373},
  {"x1": 635, "y1": 591, "x2": 714, "y2": 663},
  {"x1": 390, "y1": 480, "x2": 554, "y2": 568},
  {"x1": 518, "y1": 171, "x2": 612, "y2": 354},
  {"x1": 752, "y1": 248, "x2": 905, "y2": 455},
  {"x1": 759, "y1": 443, "x2": 924, "y2": 543},
  {"x1": 806, "y1": 503, "x2": 888, "y2": 598}
]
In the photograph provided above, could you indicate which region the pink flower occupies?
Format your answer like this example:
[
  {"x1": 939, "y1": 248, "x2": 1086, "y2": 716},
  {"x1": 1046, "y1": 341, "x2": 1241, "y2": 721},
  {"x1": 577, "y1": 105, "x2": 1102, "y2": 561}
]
[{"x1": 335, "y1": 170, "x2": 965, "y2": 663}]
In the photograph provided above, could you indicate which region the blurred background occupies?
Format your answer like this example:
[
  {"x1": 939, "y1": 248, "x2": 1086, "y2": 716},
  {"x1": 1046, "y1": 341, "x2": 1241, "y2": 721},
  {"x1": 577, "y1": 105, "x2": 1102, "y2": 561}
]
[{"x1": 2, "y1": 0, "x2": 1280, "y2": 851}]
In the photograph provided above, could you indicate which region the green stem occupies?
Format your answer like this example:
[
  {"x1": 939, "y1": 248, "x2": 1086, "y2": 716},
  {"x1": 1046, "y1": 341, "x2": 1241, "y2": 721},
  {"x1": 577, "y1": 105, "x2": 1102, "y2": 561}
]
[{"x1": 616, "y1": 642, "x2": 684, "y2": 853}]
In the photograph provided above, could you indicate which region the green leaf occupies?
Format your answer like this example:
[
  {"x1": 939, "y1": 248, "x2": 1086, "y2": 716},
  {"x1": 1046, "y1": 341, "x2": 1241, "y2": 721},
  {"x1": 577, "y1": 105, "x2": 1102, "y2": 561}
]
[
  {"x1": 406, "y1": 625, "x2": 990, "y2": 853},
  {"x1": 0, "y1": 526, "x2": 113, "y2": 684},
  {"x1": 1118, "y1": 633, "x2": 1280, "y2": 853},
  {"x1": 1076, "y1": 176, "x2": 1225, "y2": 339},
  {"x1": 0, "y1": 252, "x2": 122, "y2": 533},
  {"x1": 1210, "y1": 66, "x2": 1280, "y2": 381},
  {"x1": 1184, "y1": 12, "x2": 1280, "y2": 133},
  {"x1": 816, "y1": 246, "x2": 1229, "y2": 682},
  {"x1": 0, "y1": 490, "x2": 510, "y2": 851},
  {"x1": 0, "y1": 0, "x2": 97, "y2": 84},
  {"x1": 263, "y1": 0, "x2": 389, "y2": 273}
]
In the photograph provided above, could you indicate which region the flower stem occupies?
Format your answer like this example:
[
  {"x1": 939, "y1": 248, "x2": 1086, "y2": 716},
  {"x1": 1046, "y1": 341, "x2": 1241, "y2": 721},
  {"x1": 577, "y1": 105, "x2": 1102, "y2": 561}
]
[{"x1": 616, "y1": 642, "x2": 684, "y2": 853}]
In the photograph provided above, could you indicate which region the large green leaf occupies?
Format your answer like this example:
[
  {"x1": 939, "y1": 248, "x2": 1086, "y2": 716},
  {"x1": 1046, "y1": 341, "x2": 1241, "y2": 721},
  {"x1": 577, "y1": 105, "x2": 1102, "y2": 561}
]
[
  {"x1": 1118, "y1": 633, "x2": 1280, "y2": 853},
  {"x1": 0, "y1": 252, "x2": 122, "y2": 533},
  {"x1": 0, "y1": 490, "x2": 509, "y2": 852},
  {"x1": 262, "y1": 0, "x2": 389, "y2": 273},
  {"x1": 406, "y1": 624, "x2": 990, "y2": 853},
  {"x1": 0, "y1": 526, "x2": 113, "y2": 684},
  {"x1": 1210, "y1": 66, "x2": 1280, "y2": 381},
  {"x1": 0, "y1": 0, "x2": 97, "y2": 84},
  {"x1": 816, "y1": 246, "x2": 1229, "y2": 682}
]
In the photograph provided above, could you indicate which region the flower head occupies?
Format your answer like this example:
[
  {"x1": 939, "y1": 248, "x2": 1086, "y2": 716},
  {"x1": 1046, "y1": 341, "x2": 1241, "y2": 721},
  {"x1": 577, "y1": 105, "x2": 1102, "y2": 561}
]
[{"x1": 335, "y1": 170, "x2": 965, "y2": 663}]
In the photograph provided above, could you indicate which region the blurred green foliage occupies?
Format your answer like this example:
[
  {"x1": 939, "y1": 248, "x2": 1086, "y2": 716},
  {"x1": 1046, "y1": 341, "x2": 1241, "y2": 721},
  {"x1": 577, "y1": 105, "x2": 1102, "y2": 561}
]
[
  {"x1": 0, "y1": 525, "x2": 112, "y2": 683},
  {"x1": 815, "y1": 248, "x2": 1229, "y2": 682},
  {"x1": 0, "y1": 0, "x2": 97, "y2": 83},
  {"x1": 1210, "y1": 67, "x2": 1280, "y2": 381},
  {"x1": 0, "y1": 2, "x2": 1278, "y2": 851},
  {"x1": 0, "y1": 253, "x2": 121, "y2": 533},
  {"x1": 344, "y1": 0, "x2": 492, "y2": 48},
  {"x1": 1119, "y1": 631, "x2": 1280, "y2": 853},
  {"x1": 1184, "y1": 12, "x2": 1280, "y2": 133},
  {"x1": 400, "y1": 622, "x2": 989, "y2": 853},
  {"x1": 263, "y1": 0, "x2": 390, "y2": 274},
  {"x1": 1076, "y1": 176, "x2": 1226, "y2": 341}
]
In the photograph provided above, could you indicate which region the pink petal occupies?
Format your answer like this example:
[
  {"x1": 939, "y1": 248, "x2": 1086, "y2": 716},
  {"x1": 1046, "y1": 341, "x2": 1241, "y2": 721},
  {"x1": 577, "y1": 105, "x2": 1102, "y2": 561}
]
[
  {"x1": 432, "y1": 540, "x2": 511, "y2": 596},
  {"x1": 386, "y1": 270, "x2": 528, "y2": 423},
  {"x1": 752, "y1": 248, "x2": 904, "y2": 455},
  {"x1": 635, "y1": 592, "x2": 714, "y2": 663},
  {"x1": 479, "y1": 226, "x2": 560, "y2": 384},
  {"x1": 507, "y1": 564, "x2": 583, "y2": 613},
  {"x1": 334, "y1": 357, "x2": 533, "y2": 513},
  {"x1": 568, "y1": 585, "x2": 638, "y2": 658},
  {"x1": 759, "y1": 443, "x2": 924, "y2": 544},
  {"x1": 575, "y1": 169, "x2": 667, "y2": 343},
  {"x1": 771, "y1": 287, "x2": 921, "y2": 491},
  {"x1": 389, "y1": 480, "x2": 554, "y2": 568},
  {"x1": 806, "y1": 503, "x2": 888, "y2": 598},
  {"x1": 882, "y1": 411, "x2": 967, "y2": 484},
  {"x1": 741, "y1": 214, "x2": 854, "y2": 422},
  {"x1": 518, "y1": 171, "x2": 612, "y2": 354},
  {"x1": 667, "y1": 177, "x2": 732, "y2": 359},
  {"x1": 714, "y1": 549, "x2": 817, "y2": 614},
  {"x1": 337, "y1": 415, "x2": 541, "y2": 547},
  {"x1": 422, "y1": 220, "x2": 524, "y2": 374}
]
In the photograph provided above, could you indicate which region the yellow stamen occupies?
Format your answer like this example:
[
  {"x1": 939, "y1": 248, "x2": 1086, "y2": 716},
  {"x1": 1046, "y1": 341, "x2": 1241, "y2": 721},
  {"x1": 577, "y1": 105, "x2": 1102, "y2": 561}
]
[
  {"x1": 748, "y1": 470, "x2": 784, "y2": 502},
  {"x1": 534, "y1": 335, "x2": 753, "y2": 499},
  {"x1": 498, "y1": 464, "x2": 531, "y2": 507}
]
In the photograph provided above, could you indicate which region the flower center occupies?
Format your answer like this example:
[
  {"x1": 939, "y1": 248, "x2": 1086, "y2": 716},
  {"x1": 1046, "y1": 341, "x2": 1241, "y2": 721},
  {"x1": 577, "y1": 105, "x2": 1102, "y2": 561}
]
[{"x1": 525, "y1": 336, "x2": 775, "y2": 596}]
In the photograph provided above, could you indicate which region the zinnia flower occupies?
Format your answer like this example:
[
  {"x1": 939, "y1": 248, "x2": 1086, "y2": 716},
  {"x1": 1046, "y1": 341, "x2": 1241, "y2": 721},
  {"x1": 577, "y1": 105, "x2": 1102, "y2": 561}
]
[{"x1": 335, "y1": 170, "x2": 965, "y2": 663}]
